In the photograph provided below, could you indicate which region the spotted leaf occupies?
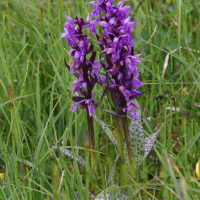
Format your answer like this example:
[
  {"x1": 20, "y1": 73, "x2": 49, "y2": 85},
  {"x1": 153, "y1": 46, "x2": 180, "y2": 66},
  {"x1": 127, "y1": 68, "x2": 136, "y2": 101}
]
[
  {"x1": 128, "y1": 107, "x2": 144, "y2": 168},
  {"x1": 51, "y1": 146, "x2": 90, "y2": 169},
  {"x1": 143, "y1": 125, "x2": 163, "y2": 159},
  {"x1": 106, "y1": 153, "x2": 120, "y2": 185},
  {"x1": 92, "y1": 114, "x2": 117, "y2": 148},
  {"x1": 95, "y1": 185, "x2": 128, "y2": 200}
]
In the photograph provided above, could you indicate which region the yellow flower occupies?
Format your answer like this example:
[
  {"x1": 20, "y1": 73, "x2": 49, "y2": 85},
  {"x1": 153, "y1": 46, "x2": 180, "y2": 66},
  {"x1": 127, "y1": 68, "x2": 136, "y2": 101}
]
[
  {"x1": 166, "y1": 0, "x2": 175, "y2": 3},
  {"x1": 0, "y1": 173, "x2": 5, "y2": 181},
  {"x1": 196, "y1": 161, "x2": 200, "y2": 178}
]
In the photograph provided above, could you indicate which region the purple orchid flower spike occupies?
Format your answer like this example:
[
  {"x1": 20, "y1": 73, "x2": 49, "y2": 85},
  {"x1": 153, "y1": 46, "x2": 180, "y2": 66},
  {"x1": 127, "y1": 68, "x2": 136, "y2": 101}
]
[
  {"x1": 61, "y1": 14, "x2": 102, "y2": 117},
  {"x1": 88, "y1": 0, "x2": 144, "y2": 120},
  {"x1": 62, "y1": 0, "x2": 144, "y2": 121}
]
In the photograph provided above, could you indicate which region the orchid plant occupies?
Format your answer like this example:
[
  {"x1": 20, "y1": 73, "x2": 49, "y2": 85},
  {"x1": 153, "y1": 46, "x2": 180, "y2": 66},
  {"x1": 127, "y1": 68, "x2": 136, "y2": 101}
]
[{"x1": 51, "y1": 0, "x2": 162, "y2": 199}]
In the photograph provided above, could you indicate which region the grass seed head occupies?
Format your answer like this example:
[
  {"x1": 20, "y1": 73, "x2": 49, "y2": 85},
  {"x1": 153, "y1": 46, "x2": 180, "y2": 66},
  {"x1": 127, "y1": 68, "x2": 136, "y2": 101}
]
[{"x1": 7, "y1": 84, "x2": 14, "y2": 102}]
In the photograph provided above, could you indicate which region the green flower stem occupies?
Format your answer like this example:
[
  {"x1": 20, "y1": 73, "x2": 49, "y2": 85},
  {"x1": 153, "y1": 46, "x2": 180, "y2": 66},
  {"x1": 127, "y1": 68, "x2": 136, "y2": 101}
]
[
  {"x1": 87, "y1": 110, "x2": 97, "y2": 175},
  {"x1": 115, "y1": 117, "x2": 128, "y2": 186},
  {"x1": 122, "y1": 117, "x2": 136, "y2": 180},
  {"x1": 84, "y1": 147, "x2": 90, "y2": 200},
  {"x1": 87, "y1": 111, "x2": 99, "y2": 195},
  {"x1": 123, "y1": 117, "x2": 138, "y2": 199}
]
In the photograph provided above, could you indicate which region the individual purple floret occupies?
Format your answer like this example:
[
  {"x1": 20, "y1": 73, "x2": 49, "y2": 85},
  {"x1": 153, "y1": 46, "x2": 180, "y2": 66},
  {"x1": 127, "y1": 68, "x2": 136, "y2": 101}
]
[{"x1": 82, "y1": 14, "x2": 101, "y2": 34}]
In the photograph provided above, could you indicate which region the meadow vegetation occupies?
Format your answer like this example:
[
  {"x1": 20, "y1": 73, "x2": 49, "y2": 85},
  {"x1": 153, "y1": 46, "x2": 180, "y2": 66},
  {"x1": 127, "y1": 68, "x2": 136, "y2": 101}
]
[{"x1": 0, "y1": 0, "x2": 200, "y2": 199}]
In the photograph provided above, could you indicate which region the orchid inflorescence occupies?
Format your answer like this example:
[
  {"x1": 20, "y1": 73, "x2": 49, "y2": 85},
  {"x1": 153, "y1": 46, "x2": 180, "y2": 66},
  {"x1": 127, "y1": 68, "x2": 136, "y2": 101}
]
[{"x1": 61, "y1": 0, "x2": 144, "y2": 120}]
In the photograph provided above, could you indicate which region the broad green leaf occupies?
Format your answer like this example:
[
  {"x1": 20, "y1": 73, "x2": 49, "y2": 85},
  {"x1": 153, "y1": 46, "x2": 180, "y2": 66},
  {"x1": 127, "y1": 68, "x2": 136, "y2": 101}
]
[
  {"x1": 51, "y1": 146, "x2": 90, "y2": 169},
  {"x1": 95, "y1": 185, "x2": 128, "y2": 200},
  {"x1": 128, "y1": 108, "x2": 144, "y2": 168},
  {"x1": 92, "y1": 114, "x2": 117, "y2": 148},
  {"x1": 106, "y1": 153, "x2": 120, "y2": 185}
]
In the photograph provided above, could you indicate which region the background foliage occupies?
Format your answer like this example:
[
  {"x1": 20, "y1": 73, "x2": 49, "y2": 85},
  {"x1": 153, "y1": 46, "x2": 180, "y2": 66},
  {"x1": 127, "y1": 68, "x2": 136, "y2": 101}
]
[{"x1": 0, "y1": 0, "x2": 200, "y2": 199}]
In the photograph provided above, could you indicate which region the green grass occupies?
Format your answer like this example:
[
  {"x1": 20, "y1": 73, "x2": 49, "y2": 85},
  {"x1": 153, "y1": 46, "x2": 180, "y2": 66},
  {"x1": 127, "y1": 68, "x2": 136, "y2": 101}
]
[{"x1": 0, "y1": 0, "x2": 200, "y2": 199}]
